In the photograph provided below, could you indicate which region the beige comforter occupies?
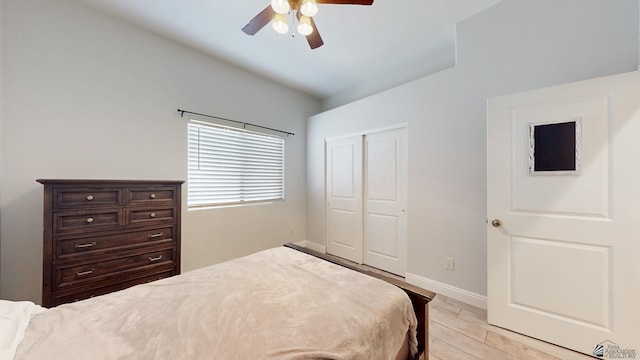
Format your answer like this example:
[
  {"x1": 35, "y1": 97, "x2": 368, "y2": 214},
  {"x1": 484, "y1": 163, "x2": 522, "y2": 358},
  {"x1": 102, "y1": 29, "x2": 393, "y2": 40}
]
[{"x1": 16, "y1": 247, "x2": 417, "y2": 359}]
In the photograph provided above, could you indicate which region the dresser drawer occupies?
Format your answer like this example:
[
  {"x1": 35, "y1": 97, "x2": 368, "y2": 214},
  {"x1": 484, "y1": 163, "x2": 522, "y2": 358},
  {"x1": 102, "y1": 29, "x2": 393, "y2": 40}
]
[
  {"x1": 54, "y1": 188, "x2": 122, "y2": 209},
  {"x1": 57, "y1": 226, "x2": 175, "y2": 258},
  {"x1": 54, "y1": 209, "x2": 122, "y2": 234},
  {"x1": 56, "y1": 247, "x2": 175, "y2": 289},
  {"x1": 54, "y1": 270, "x2": 175, "y2": 305},
  {"x1": 127, "y1": 186, "x2": 177, "y2": 206},
  {"x1": 127, "y1": 207, "x2": 176, "y2": 225}
]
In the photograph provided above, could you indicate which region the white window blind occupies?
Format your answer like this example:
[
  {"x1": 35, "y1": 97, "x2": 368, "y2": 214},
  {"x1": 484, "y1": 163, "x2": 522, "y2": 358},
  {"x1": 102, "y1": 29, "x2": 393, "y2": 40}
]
[{"x1": 188, "y1": 120, "x2": 285, "y2": 208}]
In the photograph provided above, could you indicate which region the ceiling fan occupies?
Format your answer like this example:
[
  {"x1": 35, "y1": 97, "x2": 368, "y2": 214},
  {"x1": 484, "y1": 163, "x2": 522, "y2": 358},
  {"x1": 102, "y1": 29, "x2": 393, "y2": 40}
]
[{"x1": 242, "y1": 0, "x2": 374, "y2": 49}]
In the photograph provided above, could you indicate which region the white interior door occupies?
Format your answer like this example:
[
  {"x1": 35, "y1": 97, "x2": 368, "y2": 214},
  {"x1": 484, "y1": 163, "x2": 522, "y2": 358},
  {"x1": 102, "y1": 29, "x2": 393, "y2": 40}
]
[
  {"x1": 364, "y1": 128, "x2": 407, "y2": 276},
  {"x1": 487, "y1": 71, "x2": 640, "y2": 356},
  {"x1": 326, "y1": 135, "x2": 363, "y2": 263}
]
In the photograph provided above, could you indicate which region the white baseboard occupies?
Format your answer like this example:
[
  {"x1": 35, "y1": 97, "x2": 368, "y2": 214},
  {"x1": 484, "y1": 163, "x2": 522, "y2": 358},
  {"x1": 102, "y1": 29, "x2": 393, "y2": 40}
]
[
  {"x1": 405, "y1": 272, "x2": 487, "y2": 310},
  {"x1": 290, "y1": 242, "x2": 487, "y2": 309},
  {"x1": 294, "y1": 240, "x2": 326, "y2": 253}
]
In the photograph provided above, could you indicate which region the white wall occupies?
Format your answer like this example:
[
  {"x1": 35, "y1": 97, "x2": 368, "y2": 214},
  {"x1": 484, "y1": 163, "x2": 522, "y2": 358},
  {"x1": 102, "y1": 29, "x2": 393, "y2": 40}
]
[
  {"x1": 307, "y1": 0, "x2": 638, "y2": 304},
  {"x1": 0, "y1": 0, "x2": 4, "y2": 282},
  {"x1": 0, "y1": 0, "x2": 320, "y2": 302}
]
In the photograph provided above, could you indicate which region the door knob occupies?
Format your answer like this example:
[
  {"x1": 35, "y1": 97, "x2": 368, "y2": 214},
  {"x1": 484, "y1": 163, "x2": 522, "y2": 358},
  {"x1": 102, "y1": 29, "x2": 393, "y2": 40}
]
[{"x1": 491, "y1": 219, "x2": 502, "y2": 227}]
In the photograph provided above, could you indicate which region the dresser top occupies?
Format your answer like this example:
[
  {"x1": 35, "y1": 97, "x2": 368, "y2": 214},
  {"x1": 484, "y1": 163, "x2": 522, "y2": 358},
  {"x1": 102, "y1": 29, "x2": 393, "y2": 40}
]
[{"x1": 36, "y1": 179, "x2": 185, "y2": 185}]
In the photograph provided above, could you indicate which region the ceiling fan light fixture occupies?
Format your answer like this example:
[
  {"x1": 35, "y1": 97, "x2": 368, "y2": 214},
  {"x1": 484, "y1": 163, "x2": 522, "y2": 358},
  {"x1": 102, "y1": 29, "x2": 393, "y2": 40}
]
[
  {"x1": 297, "y1": 16, "x2": 314, "y2": 36},
  {"x1": 272, "y1": 13, "x2": 289, "y2": 34},
  {"x1": 244, "y1": 0, "x2": 374, "y2": 49},
  {"x1": 270, "y1": 0, "x2": 291, "y2": 14},
  {"x1": 300, "y1": 0, "x2": 319, "y2": 17}
]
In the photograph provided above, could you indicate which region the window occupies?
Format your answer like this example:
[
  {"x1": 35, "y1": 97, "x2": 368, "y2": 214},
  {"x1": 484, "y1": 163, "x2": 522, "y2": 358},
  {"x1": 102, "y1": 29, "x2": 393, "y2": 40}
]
[{"x1": 187, "y1": 120, "x2": 285, "y2": 208}]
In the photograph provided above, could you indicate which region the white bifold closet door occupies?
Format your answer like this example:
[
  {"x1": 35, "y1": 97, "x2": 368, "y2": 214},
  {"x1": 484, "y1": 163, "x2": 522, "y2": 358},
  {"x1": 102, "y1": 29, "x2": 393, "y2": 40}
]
[{"x1": 326, "y1": 127, "x2": 407, "y2": 276}]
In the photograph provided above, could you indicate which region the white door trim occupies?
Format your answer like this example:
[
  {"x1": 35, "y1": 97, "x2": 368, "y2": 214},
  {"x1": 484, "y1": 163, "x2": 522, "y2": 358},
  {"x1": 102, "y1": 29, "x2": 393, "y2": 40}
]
[{"x1": 324, "y1": 122, "x2": 408, "y2": 143}]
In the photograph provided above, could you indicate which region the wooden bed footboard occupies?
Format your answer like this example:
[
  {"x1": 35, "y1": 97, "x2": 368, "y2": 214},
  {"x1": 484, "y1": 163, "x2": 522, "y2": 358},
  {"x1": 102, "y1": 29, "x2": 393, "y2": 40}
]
[{"x1": 284, "y1": 243, "x2": 435, "y2": 360}]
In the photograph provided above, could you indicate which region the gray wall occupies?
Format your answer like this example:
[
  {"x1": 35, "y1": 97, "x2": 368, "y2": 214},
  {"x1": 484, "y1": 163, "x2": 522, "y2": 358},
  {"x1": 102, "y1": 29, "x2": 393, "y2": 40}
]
[
  {"x1": 0, "y1": 0, "x2": 320, "y2": 302},
  {"x1": 307, "y1": 0, "x2": 638, "y2": 305},
  {"x1": 0, "y1": 0, "x2": 4, "y2": 285}
]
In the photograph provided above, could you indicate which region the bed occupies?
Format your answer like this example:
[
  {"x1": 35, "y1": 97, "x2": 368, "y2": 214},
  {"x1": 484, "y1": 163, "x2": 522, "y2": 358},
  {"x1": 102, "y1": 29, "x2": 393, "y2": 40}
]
[{"x1": 6, "y1": 244, "x2": 433, "y2": 360}]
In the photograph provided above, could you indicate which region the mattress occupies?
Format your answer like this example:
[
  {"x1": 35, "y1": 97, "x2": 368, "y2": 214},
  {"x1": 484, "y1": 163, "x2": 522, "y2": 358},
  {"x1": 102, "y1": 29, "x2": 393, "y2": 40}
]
[{"x1": 14, "y1": 247, "x2": 418, "y2": 359}]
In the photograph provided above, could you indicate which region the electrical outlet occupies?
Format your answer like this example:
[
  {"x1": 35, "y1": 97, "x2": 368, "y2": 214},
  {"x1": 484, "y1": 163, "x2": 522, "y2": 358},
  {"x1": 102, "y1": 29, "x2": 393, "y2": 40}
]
[{"x1": 445, "y1": 257, "x2": 455, "y2": 271}]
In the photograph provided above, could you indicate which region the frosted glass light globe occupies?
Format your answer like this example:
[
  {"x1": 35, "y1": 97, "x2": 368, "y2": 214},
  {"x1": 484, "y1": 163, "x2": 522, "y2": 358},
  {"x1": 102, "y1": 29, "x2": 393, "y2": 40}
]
[
  {"x1": 271, "y1": 0, "x2": 290, "y2": 14},
  {"x1": 300, "y1": 0, "x2": 318, "y2": 17},
  {"x1": 297, "y1": 16, "x2": 313, "y2": 36},
  {"x1": 272, "y1": 13, "x2": 289, "y2": 34}
]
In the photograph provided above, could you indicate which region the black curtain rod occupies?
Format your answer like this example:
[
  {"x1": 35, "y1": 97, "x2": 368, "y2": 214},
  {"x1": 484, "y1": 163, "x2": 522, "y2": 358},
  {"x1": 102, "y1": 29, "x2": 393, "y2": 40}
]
[{"x1": 177, "y1": 109, "x2": 295, "y2": 136}]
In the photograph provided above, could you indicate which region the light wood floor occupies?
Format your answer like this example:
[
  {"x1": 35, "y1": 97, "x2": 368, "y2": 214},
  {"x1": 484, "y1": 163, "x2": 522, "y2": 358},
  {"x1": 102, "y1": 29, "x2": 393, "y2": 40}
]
[{"x1": 426, "y1": 295, "x2": 595, "y2": 360}]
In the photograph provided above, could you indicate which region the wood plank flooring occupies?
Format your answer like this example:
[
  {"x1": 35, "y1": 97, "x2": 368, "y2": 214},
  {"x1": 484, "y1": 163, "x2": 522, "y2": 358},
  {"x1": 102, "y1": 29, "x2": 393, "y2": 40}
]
[{"x1": 427, "y1": 295, "x2": 595, "y2": 360}]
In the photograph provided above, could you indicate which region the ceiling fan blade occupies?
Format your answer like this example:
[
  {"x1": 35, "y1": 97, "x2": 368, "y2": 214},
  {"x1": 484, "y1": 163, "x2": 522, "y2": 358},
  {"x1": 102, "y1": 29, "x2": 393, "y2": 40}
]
[
  {"x1": 241, "y1": 6, "x2": 276, "y2": 35},
  {"x1": 316, "y1": 0, "x2": 374, "y2": 5},
  {"x1": 306, "y1": 17, "x2": 324, "y2": 49}
]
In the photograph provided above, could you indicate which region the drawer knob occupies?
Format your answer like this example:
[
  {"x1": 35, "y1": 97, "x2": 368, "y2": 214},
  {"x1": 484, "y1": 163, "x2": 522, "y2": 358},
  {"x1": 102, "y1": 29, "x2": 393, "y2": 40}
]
[
  {"x1": 76, "y1": 269, "x2": 95, "y2": 277},
  {"x1": 86, "y1": 217, "x2": 94, "y2": 223},
  {"x1": 86, "y1": 195, "x2": 94, "y2": 201},
  {"x1": 150, "y1": 193, "x2": 156, "y2": 199},
  {"x1": 75, "y1": 242, "x2": 97, "y2": 249},
  {"x1": 149, "y1": 255, "x2": 163, "y2": 262},
  {"x1": 149, "y1": 213, "x2": 156, "y2": 218}
]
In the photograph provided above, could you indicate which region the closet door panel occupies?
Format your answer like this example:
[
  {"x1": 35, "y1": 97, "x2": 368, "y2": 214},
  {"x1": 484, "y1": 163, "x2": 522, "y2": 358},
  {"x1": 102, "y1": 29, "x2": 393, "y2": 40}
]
[
  {"x1": 364, "y1": 128, "x2": 407, "y2": 275},
  {"x1": 325, "y1": 136, "x2": 363, "y2": 263}
]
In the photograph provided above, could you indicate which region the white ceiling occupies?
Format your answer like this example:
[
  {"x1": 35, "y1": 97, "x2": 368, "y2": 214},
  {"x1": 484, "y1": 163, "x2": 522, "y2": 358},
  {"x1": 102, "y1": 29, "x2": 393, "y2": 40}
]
[{"x1": 76, "y1": 0, "x2": 503, "y2": 100}]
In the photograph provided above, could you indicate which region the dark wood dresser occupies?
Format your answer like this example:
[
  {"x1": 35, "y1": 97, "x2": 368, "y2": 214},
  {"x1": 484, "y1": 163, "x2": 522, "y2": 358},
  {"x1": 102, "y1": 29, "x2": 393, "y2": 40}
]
[{"x1": 37, "y1": 179, "x2": 183, "y2": 307}]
